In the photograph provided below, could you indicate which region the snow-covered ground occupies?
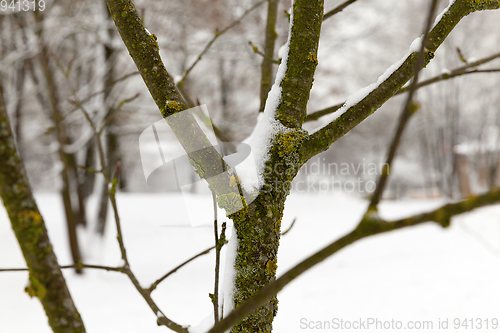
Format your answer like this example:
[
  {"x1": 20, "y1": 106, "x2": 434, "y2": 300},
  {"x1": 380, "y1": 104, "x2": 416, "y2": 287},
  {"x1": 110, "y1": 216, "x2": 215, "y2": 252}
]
[{"x1": 1, "y1": 192, "x2": 500, "y2": 332}]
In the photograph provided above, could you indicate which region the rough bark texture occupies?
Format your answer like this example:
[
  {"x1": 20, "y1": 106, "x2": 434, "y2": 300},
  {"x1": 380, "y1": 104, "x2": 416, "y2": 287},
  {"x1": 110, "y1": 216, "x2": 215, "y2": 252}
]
[
  {"x1": 229, "y1": 1, "x2": 323, "y2": 331},
  {"x1": 105, "y1": 0, "x2": 235, "y2": 197},
  {"x1": 105, "y1": 0, "x2": 184, "y2": 115},
  {"x1": 275, "y1": 0, "x2": 323, "y2": 128},
  {"x1": 229, "y1": 129, "x2": 307, "y2": 332},
  {"x1": 0, "y1": 86, "x2": 86, "y2": 332}
]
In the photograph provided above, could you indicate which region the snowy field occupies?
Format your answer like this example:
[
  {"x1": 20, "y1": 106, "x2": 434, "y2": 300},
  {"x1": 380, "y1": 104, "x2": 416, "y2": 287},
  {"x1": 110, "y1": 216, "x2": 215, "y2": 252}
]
[{"x1": 1, "y1": 192, "x2": 500, "y2": 332}]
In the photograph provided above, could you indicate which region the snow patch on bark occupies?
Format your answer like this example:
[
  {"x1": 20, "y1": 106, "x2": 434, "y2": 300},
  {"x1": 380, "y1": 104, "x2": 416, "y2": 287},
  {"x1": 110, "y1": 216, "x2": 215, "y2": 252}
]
[{"x1": 237, "y1": 0, "x2": 295, "y2": 193}]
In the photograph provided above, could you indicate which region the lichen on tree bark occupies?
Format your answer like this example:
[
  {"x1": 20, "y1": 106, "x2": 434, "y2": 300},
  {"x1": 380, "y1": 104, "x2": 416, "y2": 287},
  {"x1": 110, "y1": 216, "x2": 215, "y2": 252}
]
[
  {"x1": 0, "y1": 86, "x2": 86, "y2": 332},
  {"x1": 229, "y1": 0, "x2": 324, "y2": 331}
]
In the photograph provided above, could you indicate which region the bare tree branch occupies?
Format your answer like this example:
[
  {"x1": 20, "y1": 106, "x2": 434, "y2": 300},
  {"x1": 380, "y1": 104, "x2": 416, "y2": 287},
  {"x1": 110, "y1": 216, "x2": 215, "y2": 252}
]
[
  {"x1": 398, "y1": 51, "x2": 500, "y2": 93},
  {"x1": 366, "y1": 0, "x2": 439, "y2": 212},
  {"x1": 177, "y1": 1, "x2": 266, "y2": 88},
  {"x1": 105, "y1": 0, "x2": 237, "y2": 205},
  {"x1": 305, "y1": 50, "x2": 500, "y2": 122},
  {"x1": 0, "y1": 268, "x2": 30, "y2": 272},
  {"x1": 0, "y1": 264, "x2": 123, "y2": 273},
  {"x1": 299, "y1": 0, "x2": 500, "y2": 162},
  {"x1": 280, "y1": 217, "x2": 297, "y2": 236},
  {"x1": 74, "y1": 95, "x2": 188, "y2": 332},
  {"x1": 104, "y1": 0, "x2": 186, "y2": 115},
  {"x1": 71, "y1": 71, "x2": 139, "y2": 109},
  {"x1": 275, "y1": 0, "x2": 324, "y2": 127},
  {"x1": 305, "y1": 102, "x2": 343, "y2": 122},
  {"x1": 212, "y1": 192, "x2": 220, "y2": 323},
  {"x1": 147, "y1": 245, "x2": 216, "y2": 294},
  {"x1": 66, "y1": 263, "x2": 123, "y2": 272},
  {"x1": 323, "y1": 0, "x2": 359, "y2": 21},
  {"x1": 249, "y1": 41, "x2": 280, "y2": 64},
  {"x1": 34, "y1": 10, "x2": 84, "y2": 273}
]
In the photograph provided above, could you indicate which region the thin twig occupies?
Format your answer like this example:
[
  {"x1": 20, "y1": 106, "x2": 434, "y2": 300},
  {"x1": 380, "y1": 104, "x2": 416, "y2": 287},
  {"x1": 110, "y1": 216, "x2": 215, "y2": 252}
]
[
  {"x1": 69, "y1": 71, "x2": 139, "y2": 109},
  {"x1": 281, "y1": 217, "x2": 297, "y2": 236},
  {"x1": 0, "y1": 268, "x2": 29, "y2": 272},
  {"x1": 177, "y1": 0, "x2": 266, "y2": 87},
  {"x1": 75, "y1": 95, "x2": 187, "y2": 332},
  {"x1": 76, "y1": 165, "x2": 103, "y2": 174},
  {"x1": 305, "y1": 103, "x2": 343, "y2": 122},
  {"x1": 74, "y1": 101, "x2": 112, "y2": 183},
  {"x1": 212, "y1": 191, "x2": 220, "y2": 323},
  {"x1": 399, "y1": 68, "x2": 500, "y2": 93},
  {"x1": 0, "y1": 263, "x2": 123, "y2": 273},
  {"x1": 213, "y1": 222, "x2": 227, "y2": 324},
  {"x1": 147, "y1": 245, "x2": 217, "y2": 294},
  {"x1": 98, "y1": 93, "x2": 140, "y2": 133},
  {"x1": 66, "y1": 263, "x2": 123, "y2": 272},
  {"x1": 248, "y1": 41, "x2": 280, "y2": 64},
  {"x1": 121, "y1": 267, "x2": 187, "y2": 332},
  {"x1": 75, "y1": 100, "x2": 127, "y2": 263},
  {"x1": 323, "y1": 0, "x2": 359, "y2": 21}
]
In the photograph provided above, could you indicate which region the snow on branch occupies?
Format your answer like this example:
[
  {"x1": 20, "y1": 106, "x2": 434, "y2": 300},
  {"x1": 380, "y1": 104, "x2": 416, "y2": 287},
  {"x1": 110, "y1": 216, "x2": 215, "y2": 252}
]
[
  {"x1": 239, "y1": 0, "x2": 324, "y2": 192},
  {"x1": 300, "y1": 0, "x2": 500, "y2": 162},
  {"x1": 305, "y1": 50, "x2": 500, "y2": 122}
]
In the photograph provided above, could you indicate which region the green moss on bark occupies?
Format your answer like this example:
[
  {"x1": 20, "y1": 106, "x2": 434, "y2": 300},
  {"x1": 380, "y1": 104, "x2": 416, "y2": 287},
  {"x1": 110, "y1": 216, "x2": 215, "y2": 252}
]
[
  {"x1": 276, "y1": 0, "x2": 324, "y2": 128},
  {"x1": 105, "y1": 0, "x2": 237, "y2": 200},
  {"x1": 105, "y1": 0, "x2": 186, "y2": 116},
  {"x1": 0, "y1": 87, "x2": 85, "y2": 332},
  {"x1": 227, "y1": 1, "x2": 324, "y2": 330}
]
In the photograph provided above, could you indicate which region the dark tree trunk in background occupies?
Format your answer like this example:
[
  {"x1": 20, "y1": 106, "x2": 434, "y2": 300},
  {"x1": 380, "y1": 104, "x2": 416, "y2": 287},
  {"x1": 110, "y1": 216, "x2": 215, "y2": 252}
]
[
  {"x1": 96, "y1": 3, "x2": 121, "y2": 235},
  {"x1": 34, "y1": 11, "x2": 83, "y2": 273}
]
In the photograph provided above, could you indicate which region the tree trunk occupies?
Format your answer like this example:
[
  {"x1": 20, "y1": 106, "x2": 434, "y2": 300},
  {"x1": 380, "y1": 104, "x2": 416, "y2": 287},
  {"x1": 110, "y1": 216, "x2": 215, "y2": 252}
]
[
  {"x1": 0, "y1": 85, "x2": 86, "y2": 333},
  {"x1": 229, "y1": 129, "x2": 306, "y2": 332}
]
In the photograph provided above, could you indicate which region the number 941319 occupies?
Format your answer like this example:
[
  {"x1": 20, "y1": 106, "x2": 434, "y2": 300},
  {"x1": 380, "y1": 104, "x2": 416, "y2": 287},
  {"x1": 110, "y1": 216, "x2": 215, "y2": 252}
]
[{"x1": 1, "y1": 0, "x2": 45, "y2": 11}]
